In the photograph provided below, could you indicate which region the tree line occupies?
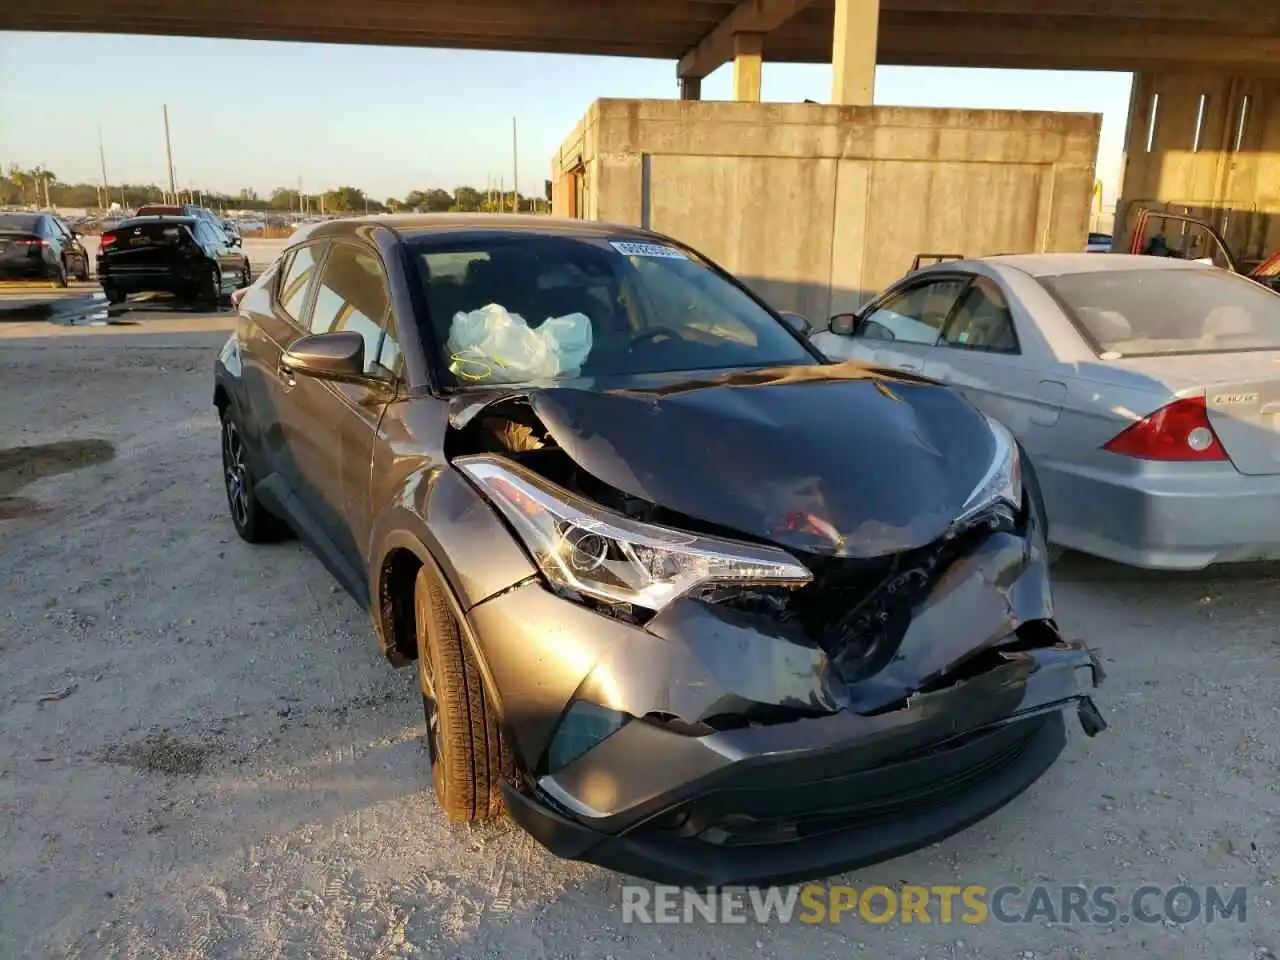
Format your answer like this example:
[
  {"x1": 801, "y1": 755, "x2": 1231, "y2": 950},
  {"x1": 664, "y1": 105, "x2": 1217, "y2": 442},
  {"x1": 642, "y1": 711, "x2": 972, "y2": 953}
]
[{"x1": 2, "y1": 166, "x2": 545, "y2": 215}]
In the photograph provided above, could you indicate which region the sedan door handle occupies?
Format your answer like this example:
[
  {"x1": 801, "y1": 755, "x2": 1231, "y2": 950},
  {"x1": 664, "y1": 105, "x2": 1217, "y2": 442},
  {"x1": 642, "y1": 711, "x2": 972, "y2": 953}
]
[{"x1": 899, "y1": 361, "x2": 923, "y2": 372}]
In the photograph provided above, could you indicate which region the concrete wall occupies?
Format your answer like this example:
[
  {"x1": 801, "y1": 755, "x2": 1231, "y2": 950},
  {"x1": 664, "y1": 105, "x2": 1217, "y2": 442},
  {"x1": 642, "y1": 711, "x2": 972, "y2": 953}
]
[
  {"x1": 552, "y1": 99, "x2": 1100, "y2": 321},
  {"x1": 1117, "y1": 72, "x2": 1280, "y2": 265}
]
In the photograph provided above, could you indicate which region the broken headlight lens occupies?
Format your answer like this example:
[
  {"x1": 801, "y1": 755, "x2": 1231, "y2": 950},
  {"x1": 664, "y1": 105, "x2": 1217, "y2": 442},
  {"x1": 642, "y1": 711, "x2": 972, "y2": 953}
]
[
  {"x1": 956, "y1": 416, "x2": 1023, "y2": 525},
  {"x1": 455, "y1": 454, "x2": 812, "y2": 612}
]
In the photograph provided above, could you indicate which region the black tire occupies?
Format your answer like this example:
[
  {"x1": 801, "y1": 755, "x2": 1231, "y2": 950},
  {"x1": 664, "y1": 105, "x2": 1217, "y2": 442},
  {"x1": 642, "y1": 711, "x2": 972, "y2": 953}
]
[
  {"x1": 53, "y1": 261, "x2": 68, "y2": 288},
  {"x1": 198, "y1": 267, "x2": 221, "y2": 308},
  {"x1": 414, "y1": 566, "x2": 511, "y2": 822},
  {"x1": 76, "y1": 260, "x2": 91, "y2": 282},
  {"x1": 104, "y1": 286, "x2": 126, "y2": 306},
  {"x1": 239, "y1": 258, "x2": 252, "y2": 288},
  {"x1": 219, "y1": 411, "x2": 291, "y2": 543}
]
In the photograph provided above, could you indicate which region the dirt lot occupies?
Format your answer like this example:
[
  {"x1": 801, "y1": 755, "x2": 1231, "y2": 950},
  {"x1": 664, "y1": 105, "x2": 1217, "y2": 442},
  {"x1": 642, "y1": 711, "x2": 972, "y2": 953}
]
[{"x1": 1, "y1": 315, "x2": 1278, "y2": 959}]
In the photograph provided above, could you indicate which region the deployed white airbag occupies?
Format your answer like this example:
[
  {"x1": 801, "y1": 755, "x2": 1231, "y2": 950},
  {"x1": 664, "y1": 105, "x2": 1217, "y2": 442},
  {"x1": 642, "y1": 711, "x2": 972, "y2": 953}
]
[{"x1": 447, "y1": 303, "x2": 593, "y2": 383}]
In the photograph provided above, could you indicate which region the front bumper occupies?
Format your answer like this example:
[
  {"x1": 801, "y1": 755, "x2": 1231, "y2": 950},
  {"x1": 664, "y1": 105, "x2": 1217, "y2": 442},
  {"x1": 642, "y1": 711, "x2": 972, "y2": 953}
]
[
  {"x1": 465, "y1": 514, "x2": 1105, "y2": 886},
  {"x1": 503, "y1": 660, "x2": 1101, "y2": 887}
]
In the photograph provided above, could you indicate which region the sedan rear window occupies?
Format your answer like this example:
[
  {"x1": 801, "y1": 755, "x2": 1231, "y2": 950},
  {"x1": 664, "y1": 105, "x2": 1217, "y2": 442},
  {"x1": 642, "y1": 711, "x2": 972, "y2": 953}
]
[
  {"x1": 411, "y1": 234, "x2": 815, "y2": 386},
  {"x1": 1044, "y1": 267, "x2": 1280, "y2": 357},
  {"x1": 0, "y1": 214, "x2": 41, "y2": 232}
]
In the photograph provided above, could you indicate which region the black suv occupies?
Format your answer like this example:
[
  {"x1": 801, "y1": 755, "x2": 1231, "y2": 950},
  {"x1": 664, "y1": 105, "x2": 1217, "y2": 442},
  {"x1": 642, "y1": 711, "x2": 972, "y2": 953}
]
[{"x1": 98, "y1": 216, "x2": 250, "y2": 305}]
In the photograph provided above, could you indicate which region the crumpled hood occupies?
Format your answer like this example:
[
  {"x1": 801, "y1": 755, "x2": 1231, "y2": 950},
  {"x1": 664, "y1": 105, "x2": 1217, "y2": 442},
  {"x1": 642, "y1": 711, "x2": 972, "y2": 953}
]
[{"x1": 454, "y1": 362, "x2": 999, "y2": 558}]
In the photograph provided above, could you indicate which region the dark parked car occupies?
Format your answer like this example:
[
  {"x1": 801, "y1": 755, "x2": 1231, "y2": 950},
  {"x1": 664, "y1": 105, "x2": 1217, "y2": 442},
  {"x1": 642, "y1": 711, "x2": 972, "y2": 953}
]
[
  {"x1": 0, "y1": 212, "x2": 91, "y2": 285},
  {"x1": 213, "y1": 214, "x2": 1106, "y2": 886},
  {"x1": 98, "y1": 215, "x2": 250, "y2": 305}
]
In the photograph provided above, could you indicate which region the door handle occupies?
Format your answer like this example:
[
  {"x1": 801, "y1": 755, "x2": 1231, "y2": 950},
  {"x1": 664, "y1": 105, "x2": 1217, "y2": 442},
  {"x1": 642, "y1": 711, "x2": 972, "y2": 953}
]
[
  {"x1": 899, "y1": 361, "x2": 923, "y2": 372},
  {"x1": 276, "y1": 363, "x2": 297, "y2": 390}
]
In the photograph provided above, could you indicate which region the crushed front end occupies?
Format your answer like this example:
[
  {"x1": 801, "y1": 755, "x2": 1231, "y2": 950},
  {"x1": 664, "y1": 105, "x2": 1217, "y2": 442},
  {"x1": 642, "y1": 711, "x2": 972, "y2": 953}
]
[{"x1": 446, "y1": 378, "x2": 1107, "y2": 887}]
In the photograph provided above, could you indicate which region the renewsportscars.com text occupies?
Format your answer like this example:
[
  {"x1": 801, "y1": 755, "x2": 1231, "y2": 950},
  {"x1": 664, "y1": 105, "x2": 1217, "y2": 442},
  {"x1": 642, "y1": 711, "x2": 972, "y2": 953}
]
[{"x1": 621, "y1": 884, "x2": 1248, "y2": 926}]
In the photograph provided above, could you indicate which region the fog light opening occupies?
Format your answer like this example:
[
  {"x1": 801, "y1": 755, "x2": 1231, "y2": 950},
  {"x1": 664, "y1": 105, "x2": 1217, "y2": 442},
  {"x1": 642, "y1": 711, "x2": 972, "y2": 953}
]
[{"x1": 544, "y1": 700, "x2": 631, "y2": 774}]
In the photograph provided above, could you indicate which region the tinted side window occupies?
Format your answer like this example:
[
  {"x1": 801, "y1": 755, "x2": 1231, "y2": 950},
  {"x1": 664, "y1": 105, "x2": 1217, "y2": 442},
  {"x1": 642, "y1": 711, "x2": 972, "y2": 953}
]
[
  {"x1": 194, "y1": 222, "x2": 218, "y2": 246},
  {"x1": 276, "y1": 243, "x2": 323, "y2": 326},
  {"x1": 860, "y1": 278, "x2": 968, "y2": 345},
  {"x1": 941, "y1": 277, "x2": 1019, "y2": 352},
  {"x1": 309, "y1": 243, "x2": 391, "y2": 367}
]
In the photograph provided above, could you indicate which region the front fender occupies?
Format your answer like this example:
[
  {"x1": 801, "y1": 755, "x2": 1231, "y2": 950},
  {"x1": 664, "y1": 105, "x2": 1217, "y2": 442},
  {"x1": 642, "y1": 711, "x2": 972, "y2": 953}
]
[{"x1": 368, "y1": 465, "x2": 537, "y2": 616}]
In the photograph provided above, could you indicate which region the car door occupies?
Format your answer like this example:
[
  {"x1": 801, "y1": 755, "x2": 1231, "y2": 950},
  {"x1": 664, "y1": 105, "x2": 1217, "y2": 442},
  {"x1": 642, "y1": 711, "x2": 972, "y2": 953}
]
[
  {"x1": 920, "y1": 275, "x2": 1059, "y2": 446},
  {"x1": 814, "y1": 275, "x2": 970, "y2": 373},
  {"x1": 277, "y1": 239, "x2": 397, "y2": 587},
  {"x1": 239, "y1": 239, "x2": 326, "y2": 509},
  {"x1": 49, "y1": 218, "x2": 80, "y2": 275}
]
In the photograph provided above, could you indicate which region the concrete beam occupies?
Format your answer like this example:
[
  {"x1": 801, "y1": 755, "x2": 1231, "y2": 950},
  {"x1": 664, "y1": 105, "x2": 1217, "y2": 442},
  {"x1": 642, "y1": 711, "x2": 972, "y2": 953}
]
[
  {"x1": 732, "y1": 32, "x2": 764, "y2": 101},
  {"x1": 831, "y1": 0, "x2": 879, "y2": 106},
  {"x1": 771, "y1": 23, "x2": 1280, "y2": 74},
  {"x1": 680, "y1": 76, "x2": 703, "y2": 100},
  {"x1": 678, "y1": 0, "x2": 814, "y2": 81}
]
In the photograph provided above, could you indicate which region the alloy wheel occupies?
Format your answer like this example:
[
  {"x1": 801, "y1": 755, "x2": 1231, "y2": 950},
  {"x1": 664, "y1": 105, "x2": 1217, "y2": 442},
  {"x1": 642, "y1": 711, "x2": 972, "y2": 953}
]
[{"x1": 221, "y1": 419, "x2": 250, "y2": 530}]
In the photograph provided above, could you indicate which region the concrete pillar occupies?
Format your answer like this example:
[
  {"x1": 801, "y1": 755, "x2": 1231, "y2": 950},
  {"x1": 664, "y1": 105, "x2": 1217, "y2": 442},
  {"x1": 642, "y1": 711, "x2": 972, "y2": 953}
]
[
  {"x1": 831, "y1": 0, "x2": 879, "y2": 106},
  {"x1": 679, "y1": 76, "x2": 702, "y2": 101},
  {"x1": 1115, "y1": 71, "x2": 1280, "y2": 262},
  {"x1": 732, "y1": 33, "x2": 764, "y2": 102}
]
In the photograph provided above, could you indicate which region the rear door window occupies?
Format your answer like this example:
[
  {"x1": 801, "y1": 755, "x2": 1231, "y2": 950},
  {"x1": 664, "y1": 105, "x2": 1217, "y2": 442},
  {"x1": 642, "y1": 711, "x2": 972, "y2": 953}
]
[
  {"x1": 940, "y1": 277, "x2": 1020, "y2": 352},
  {"x1": 276, "y1": 243, "x2": 324, "y2": 327}
]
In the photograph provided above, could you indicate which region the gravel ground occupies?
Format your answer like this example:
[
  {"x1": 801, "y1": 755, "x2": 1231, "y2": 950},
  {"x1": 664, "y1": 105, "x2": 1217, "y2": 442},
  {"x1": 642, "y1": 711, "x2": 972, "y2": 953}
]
[{"x1": 1, "y1": 319, "x2": 1278, "y2": 959}]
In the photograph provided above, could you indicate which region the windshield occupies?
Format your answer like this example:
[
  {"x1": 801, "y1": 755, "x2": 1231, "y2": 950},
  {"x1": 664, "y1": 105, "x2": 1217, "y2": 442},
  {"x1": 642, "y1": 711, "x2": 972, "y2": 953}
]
[
  {"x1": 1044, "y1": 267, "x2": 1280, "y2": 357},
  {"x1": 410, "y1": 234, "x2": 815, "y2": 386}
]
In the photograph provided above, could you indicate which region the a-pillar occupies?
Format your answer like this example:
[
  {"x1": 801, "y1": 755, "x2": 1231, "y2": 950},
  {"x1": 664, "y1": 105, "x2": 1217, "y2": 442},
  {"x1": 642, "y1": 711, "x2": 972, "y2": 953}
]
[
  {"x1": 1116, "y1": 71, "x2": 1280, "y2": 262},
  {"x1": 679, "y1": 76, "x2": 701, "y2": 101},
  {"x1": 831, "y1": 0, "x2": 879, "y2": 106},
  {"x1": 732, "y1": 32, "x2": 764, "y2": 102}
]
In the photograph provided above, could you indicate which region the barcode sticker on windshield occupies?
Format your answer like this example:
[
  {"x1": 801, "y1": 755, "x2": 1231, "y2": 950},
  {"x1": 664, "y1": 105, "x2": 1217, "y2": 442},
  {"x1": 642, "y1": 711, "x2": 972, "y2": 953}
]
[{"x1": 610, "y1": 241, "x2": 688, "y2": 260}]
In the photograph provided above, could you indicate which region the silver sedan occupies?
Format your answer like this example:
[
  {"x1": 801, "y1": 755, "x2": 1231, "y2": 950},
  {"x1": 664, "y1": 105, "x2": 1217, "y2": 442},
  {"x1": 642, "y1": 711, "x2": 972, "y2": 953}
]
[{"x1": 812, "y1": 253, "x2": 1280, "y2": 570}]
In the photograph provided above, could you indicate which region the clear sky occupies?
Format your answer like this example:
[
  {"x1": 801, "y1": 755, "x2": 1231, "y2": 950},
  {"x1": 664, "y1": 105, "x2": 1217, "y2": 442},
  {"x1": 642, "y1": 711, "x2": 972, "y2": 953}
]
[{"x1": 0, "y1": 31, "x2": 1133, "y2": 204}]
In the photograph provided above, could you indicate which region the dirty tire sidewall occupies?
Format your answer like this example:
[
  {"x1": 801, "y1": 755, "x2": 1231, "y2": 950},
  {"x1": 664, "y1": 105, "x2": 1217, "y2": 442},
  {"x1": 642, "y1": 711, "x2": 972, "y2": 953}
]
[{"x1": 414, "y1": 566, "x2": 509, "y2": 823}]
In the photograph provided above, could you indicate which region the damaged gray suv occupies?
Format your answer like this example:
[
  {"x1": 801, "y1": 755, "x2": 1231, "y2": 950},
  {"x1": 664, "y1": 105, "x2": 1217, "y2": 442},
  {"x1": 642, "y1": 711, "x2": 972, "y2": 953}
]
[{"x1": 213, "y1": 214, "x2": 1106, "y2": 887}]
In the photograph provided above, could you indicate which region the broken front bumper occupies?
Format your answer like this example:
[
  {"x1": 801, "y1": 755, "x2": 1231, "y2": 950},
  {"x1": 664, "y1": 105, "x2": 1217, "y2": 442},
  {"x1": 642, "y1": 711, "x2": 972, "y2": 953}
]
[
  {"x1": 466, "y1": 520, "x2": 1105, "y2": 887},
  {"x1": 499, "y1": 640, "x2": 1103, "y2": 887}
]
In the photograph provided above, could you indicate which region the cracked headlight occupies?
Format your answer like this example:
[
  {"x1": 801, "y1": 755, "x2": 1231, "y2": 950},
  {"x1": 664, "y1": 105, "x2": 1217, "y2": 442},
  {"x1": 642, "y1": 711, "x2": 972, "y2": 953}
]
[
  {"x1": 455, "y1": 454, "x2": 812, "y2": 613},
  {"x1": 956, "y1": 416, "x2": 1023, "y2": 525}
]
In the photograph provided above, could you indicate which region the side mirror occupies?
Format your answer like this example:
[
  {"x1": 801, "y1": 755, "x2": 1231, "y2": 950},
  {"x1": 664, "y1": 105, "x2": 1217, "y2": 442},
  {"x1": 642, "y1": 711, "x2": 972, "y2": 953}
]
[
  {"x1": 829, "y1": 312, "x2": 860, "y2": 336},
  {"x1": 228, "y1": 235, "x2": 243, "y2": 247},
  {"x1": 281, "y1": 331, "x2": 366, "y2": 382},
  {"x1": 778, "y1": 311, "x2": 814, "y2": 338}
]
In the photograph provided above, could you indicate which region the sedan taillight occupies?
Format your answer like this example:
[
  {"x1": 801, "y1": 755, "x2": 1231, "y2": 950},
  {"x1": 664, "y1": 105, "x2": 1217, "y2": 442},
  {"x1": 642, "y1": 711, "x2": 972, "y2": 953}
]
[{"x1": 1103, "y1": 396, "x2": 1228, "y2": 462}]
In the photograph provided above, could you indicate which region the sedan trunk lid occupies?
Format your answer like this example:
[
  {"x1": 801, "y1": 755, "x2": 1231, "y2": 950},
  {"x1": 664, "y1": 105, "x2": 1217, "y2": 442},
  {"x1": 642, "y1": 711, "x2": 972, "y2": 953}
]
[{"x1": 1111, "y1": 352, "x2": 1280, "y2": 475}]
